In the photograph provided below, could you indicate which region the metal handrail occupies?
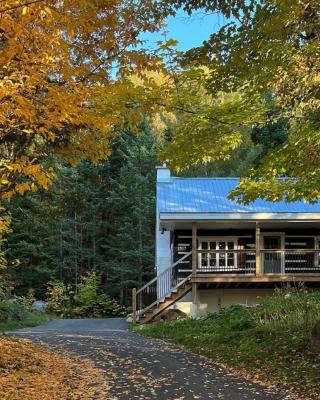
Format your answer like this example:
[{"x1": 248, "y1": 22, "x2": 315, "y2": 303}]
[
  {"x1": 136, "y1": 275, "x2": 192, "y2": 317},
  {"x1": 133, "y1": 251, "x2": 192, "y2": 321},
  {"x1": 136, "y1": 251, "x2": 192, "y2": 294}
]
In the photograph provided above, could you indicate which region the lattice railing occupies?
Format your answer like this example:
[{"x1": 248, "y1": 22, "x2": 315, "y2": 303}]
[
  {"x1": 197, "y1": 249, "x2": 256, "y2": 274},
  {"x1": 261, "y1": 249, "x2": 320, "y2": 274}
]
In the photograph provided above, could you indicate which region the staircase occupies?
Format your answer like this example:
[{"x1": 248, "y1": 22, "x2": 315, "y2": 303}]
[{"x1": 134, "y1": 251, "x2": 192, "y2": 324}]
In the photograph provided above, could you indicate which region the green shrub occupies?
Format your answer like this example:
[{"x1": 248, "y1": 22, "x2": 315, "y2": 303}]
[
  {"x1": 252, "y1": 287, "x2": 320, "y2": 330},
  {"x1": 14, "y1": 289, "x2": 36, "y2": 311},
  {"x1": 73, "y1": 294, "x2": 127, "y2": 318},
  {"x1": 0, "y1": 278, "x2": 7, "y2": 301},
  {"x1": 0, "y1": 300, "x2": 28, "y2": 322},
  {"x1": 73, "y1": 273, "x2": 127, "y2": 318},
  {"x1": 200, "y1": 290, "x2": 320, "y2": 332},
  {"x1": 74, "y1": 273, "x2": 98, "y2": 313},
  {"x1": 202, "y1": 304, "x2": 256, "y2": 331},
  {"x1": 46, "y1": 274, "x2": 128, "y2": 318},
  {"x1": 46, "y1": 281, "x2": 72, "y2": 315}
]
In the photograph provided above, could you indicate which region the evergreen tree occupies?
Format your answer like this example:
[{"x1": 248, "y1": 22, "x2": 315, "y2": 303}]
[
  {"x1": 4, "y1": 123, "x2": 158, "y2": 303},
  {"x1": 100, "y1": 125, "x2": 157, "y2": 302}
]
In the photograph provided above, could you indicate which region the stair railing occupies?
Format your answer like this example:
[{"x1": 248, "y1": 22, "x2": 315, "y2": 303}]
[{"x1": 132, "y1": 251, "x2": 192, "y2": 322}]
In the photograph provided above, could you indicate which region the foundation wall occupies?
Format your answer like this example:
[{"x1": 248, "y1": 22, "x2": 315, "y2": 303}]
[{"x1": 174, "y1": 288, "x2": 275, "y2": 316}]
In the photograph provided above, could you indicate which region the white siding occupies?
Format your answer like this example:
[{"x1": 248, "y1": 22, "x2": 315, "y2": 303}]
[{"x1": 156, "y1": 230, "x2": 171, "y2": 275}]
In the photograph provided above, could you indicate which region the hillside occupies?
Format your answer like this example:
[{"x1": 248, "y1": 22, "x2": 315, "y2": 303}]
[{"x1": 135, "y1": 289, "x2": 320, "y2": 400}]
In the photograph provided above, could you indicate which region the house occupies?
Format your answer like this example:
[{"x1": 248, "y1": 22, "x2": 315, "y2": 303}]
[{"x1": 133, "y1": 165, "x2": 320, "y2": 324}]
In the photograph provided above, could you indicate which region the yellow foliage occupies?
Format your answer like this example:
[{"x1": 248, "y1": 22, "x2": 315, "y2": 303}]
[
  {"x1": 0, "y1": 0, "x2": 161, "y2": 199},
  {"x1": 96, "y1": 65, "x2": 267, "y2": 170},
  {"x1": 0, "y1": 206, "x2": 10, "y2": 269},
  {"x1": 0, "y1": 337, "x2": 110, "y2": 399}
]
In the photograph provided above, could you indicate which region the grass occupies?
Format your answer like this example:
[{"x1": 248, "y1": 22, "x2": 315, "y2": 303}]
[
  {"x1": 134, "y1": 289, "x2": 320, "y2": 399},
  {"x1": 0, "y1": 311, "x2": 54, "y2": 333}
]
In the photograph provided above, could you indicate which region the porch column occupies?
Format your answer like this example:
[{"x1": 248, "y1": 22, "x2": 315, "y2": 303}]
[
  {"x1": 192, "y1": 221, "x2": 197, "y2": 277},
  {"x1": 191, "y1": 221, "x2": 199, "y2": 317},
  {"x1": 255, "y1": 222, "x2": 262, "y2": 275}
]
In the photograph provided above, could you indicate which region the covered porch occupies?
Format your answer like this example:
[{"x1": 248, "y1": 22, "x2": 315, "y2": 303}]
[
  {"x1": 134, "y1": 218, "x2": 320, "y2": 323},
  {"x1": 132, "y1": 169, "x2": 320, "y2": 323},
  {"x1": 160, "y1": 218, "x2": 320, "y2": 280}
]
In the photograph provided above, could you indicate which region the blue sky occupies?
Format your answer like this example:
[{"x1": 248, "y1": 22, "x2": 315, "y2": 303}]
[{"x1": 141, "y1": 10, "x2": 227, "y2": 51}]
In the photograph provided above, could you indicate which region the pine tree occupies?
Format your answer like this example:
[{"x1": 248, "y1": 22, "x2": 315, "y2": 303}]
[
  {"x1": 4, "y1": 122, "x2": 158, "y2": 303},
  {"x1": 100, "y1": 124, "x2": 157, "y2": 302}
]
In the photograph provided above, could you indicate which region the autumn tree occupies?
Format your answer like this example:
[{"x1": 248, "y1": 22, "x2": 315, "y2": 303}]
[
  {"x1": 100, "y1": 53, "x2": 266, "y2": 173},
  {"x1": 0, "y1": 207, "x2": 10, "y2": 272},
  {"x1": 153, "y1": 0, "x2": 320, "y2": 202},
  {"x1": 0, "y1": 0, "x2": 161, "y2": 200}
]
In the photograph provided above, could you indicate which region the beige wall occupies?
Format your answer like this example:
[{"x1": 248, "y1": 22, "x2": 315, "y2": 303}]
[{"x1": 174, "y1": 288, "x2": 275, "y2": 316}]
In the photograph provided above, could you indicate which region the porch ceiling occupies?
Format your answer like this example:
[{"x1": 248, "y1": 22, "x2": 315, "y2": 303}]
[{"x1": 160, "y1": 220, "x2": 320, "y2": 231}]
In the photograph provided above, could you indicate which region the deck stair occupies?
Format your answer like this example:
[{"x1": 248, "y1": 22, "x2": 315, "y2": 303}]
[{"x1": 134, "y1": 251, "x2": 192, "y2": 324}]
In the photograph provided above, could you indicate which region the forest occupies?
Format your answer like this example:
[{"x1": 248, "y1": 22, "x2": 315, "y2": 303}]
[
  {"x1": 3, "y1": 124, "x2": 158, "y2": 306},
  {"x1": 1, "y1": 112, "x2": 288, "y2": 311},
  {"x1": 0, "y1": 1, "x2": 319, "y2": 399},
  {"x1": 0, "y1": 0, "x2": 318, "y2": 311}
]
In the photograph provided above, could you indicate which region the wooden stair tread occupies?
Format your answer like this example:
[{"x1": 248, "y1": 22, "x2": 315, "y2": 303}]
[{"x1": 137, "y1": 282, "x2": 192, "y2": 324}]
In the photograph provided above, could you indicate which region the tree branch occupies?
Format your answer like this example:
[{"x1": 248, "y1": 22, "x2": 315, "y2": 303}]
[{"x1": 0, "y1": 0, "x2": 46, "y2": 14}]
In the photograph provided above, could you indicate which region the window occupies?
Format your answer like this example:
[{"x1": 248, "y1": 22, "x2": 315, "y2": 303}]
[{"x1": 199, "y1": 240, "x2": 236, "y2": 271}]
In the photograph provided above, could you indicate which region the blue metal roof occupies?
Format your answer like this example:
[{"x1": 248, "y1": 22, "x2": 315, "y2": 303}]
[{"x1": 157, "y1": 178, "x2": 320, "y2": 214}]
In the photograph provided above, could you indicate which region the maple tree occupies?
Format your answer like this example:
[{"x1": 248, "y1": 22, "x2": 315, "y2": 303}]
[
  {"x1": 0, "y1": 0, "x2": 161, "y2": 200},
  {"x1": 153, "y1": 0, "x2": 320, "y2": 202},
  {"x1": 1, "y1": 1, "x2": 318, "y2": 203},
  {"x1": 0, "y1": 206, "x2": 9, "y2": 270},
  {"x1": 99, "y1": 50, "x2": 267, "y2": 170}
]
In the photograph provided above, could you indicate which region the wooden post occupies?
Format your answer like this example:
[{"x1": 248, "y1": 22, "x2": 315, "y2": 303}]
[
  {"x1": 192, "y1": 222, "x2": 198, "y2": 305},
  {"x1": 255, "y1": 222, "x2": 261, "y2": 275},
  {"x1": 132, "y1": 288, "x2": 137, "y2": 324}
]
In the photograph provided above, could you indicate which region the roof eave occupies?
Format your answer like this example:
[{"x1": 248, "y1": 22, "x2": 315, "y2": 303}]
[{"x1": 159, "y1": 212, "x2": 320, "y2": 222}]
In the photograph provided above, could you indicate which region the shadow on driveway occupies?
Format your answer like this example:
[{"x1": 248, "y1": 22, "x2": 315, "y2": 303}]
[{"x1": 10, "y1": 318, "x2": 289, "y2": 400}]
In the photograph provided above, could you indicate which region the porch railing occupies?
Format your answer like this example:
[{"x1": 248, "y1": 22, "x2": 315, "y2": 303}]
[
  {"x1": 195, "y1": 249, "x2": 320, "y2": 275},
  {"x1": 134, "y1": 251, "x2": 192, "y2": 319},
  {"x1": 197, "y1": 249, "x2": 256, "y2": 274},
  {"x1": 132, "y1": 248, "x2": 320, "y2": 323},
  {"x1": 261, "y1": 249, "x2": 320, "y2": 274}
]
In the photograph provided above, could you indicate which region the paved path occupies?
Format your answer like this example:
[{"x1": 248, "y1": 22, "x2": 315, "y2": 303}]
[{"x1": 10, "y1": 319, "x2": 288, "y2": 400}]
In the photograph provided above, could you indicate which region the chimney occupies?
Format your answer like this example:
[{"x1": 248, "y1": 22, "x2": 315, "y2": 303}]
[{"x1": 156, "y1": 162, "x2": 171, "y2": 182}]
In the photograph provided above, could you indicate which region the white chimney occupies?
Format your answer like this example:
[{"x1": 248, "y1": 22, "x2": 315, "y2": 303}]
[{"x1": 156, "y1": 162, "x2": 171, "y2": 182}]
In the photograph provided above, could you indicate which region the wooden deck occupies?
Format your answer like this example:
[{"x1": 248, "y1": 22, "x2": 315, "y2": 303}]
[
  {"x1": 191, "y1": 273, "x2": 320, "y2": 289},
  {"x1": 133, "y1": 234, "x2": 320, "y2": 322},
  {"x1": 192, "y1": 274, "x2": 320, "y2": 283}
]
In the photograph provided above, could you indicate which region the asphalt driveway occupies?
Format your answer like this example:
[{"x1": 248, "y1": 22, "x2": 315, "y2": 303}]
[{"x1": 10, "y1": 318, "x2": 289, "y2": 400}]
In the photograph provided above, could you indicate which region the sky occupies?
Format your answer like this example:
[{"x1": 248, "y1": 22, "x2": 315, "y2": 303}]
[{"x1": 141, "y1": 10, "x2": 227, "y2": 52}]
